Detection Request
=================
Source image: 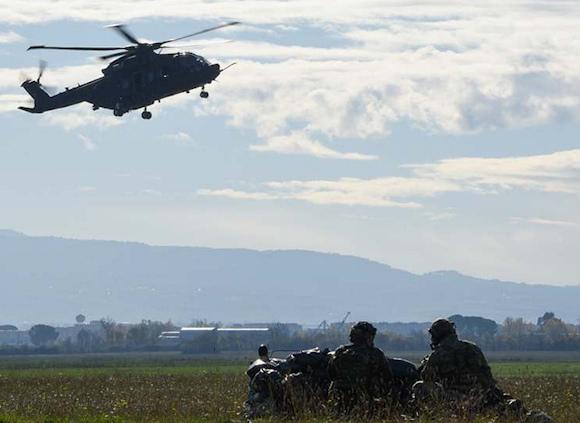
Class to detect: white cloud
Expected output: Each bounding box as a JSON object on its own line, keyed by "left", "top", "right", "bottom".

{"left": 78, "top": 186, "right": 96, "bottom": 193}
{"left": 250, "top": 131, "right": 376, "bottom": 160}
{"left": 425, "top": 211, "right": 456, "bottom": 221}
{"left": 0, "top": 1, "right": 557, "bottom": 26}
{"left": 0, "top": 94, "right": 28, "bottom": 112}
{"left": 510, "top": 217, "right": 578, "bottom": 228}
{"left": 407, "top": 149, "right": 580, "bottom": 194}
{"left": 198, "top": 188, "right": 280, "bottom": 201}
{"left": 199, "top": 176, "right": 459, "bottom": 208}
{"left": 199, "top": 149, "right": 580, "bottom": 207}
{"left": 78, "top": 134, "right": 96, "bottom": 151}
{"left": 0, "top": 64, "right": 103, "bottom": 91}
{"left": 42, "top": 109, "right": 124, "bottom": 131}
{"left": 165, "top": 132, "right": 193, "bottom": 142}
{"left": 141, "top": 189, "right": 162, "bottom": 196}
{"left": 0, "top": 31, "right": 23, "bottom": 43}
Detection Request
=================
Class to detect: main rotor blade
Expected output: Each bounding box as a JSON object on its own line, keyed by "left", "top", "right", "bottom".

{"left": 28, "top": 45, "right": 125, "bottom": 51}
{"left": 157, "top": 21, "right": 240, "bottom": 46}
{"left": 107, "top": 24, "right": 141, "bottom": 45}
{"left": 99, "top": 51, "right": 131, "bottom": 61}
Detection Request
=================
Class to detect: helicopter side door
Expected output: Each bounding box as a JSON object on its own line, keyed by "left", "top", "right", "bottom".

{"left": 129, "top": 69, "right": 158, "bottom": 106}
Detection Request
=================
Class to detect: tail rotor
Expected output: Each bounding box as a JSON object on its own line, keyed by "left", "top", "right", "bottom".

{"left": 36, "top": 60, "right": 47, "bottom": 83}
{"left": 19, "top": 60, "right": 54, "bottom": 113}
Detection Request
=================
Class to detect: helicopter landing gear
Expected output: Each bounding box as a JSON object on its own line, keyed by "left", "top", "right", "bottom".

{"left": 141, "top": 109, "right": 152, "bottom": 120}
{"left": 113, "top": 103, "right": 124, "bottom": 116}
{"left": 200, "top": 89, "right": 209, "bottom": 99}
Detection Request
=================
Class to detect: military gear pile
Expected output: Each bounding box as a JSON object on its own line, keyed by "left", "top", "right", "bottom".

{"left": 244, "top": 347, "right": 334, "bottom": 418}
{"left": 244, "top": 322, "right": 418, "bottom": 419}
{"left": 244, "top": 319, "right": 556, "bottom": 422}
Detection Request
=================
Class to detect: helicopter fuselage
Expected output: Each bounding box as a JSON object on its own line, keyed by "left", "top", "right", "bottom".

{"left": 20, "top": 52, "right": 221, "bottom": 117}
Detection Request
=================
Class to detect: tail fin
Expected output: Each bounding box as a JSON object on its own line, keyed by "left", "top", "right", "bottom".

{"left": 19, "top": 80, "right": 50, "bottom": 113}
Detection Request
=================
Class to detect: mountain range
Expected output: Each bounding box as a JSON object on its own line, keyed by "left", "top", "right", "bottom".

{"left": 0, "top": 229, "right": 578, "bottom": 326}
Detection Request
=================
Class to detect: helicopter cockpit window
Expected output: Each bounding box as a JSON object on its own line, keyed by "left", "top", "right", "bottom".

{"left": 178, "top": 55, "right": 198, "bottom": 70}
{"left": 193, "top": 54, "right": 209, "bottom": 65}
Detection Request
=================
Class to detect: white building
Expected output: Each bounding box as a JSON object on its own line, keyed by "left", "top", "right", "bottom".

{"left": 159, "top": 327, "right": 271, "bottom": 350}
{"left": 0, "top": 330, "right": 31, "bottom": 346}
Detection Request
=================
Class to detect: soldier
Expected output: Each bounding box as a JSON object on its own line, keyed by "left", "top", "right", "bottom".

{"left": 413, "top": 318, "right": 556, "bottom": 423}
{"left": 328, "top": 321, "right": 393, "bottom": 416}
{"left": 413, "top": 318, "right": 500, "bottom": 412}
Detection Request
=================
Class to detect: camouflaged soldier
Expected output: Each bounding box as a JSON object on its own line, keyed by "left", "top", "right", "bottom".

{"left": 328, "top": 321, "right": 393, "bottom": 415}
{"left": 413, "top": 319, "right": 556, "bottom": 423}
{"left": 416, "top": 318, "right": 498, "bottom": 404}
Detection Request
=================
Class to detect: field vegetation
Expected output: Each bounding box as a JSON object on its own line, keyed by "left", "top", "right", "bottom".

{"left": 0, "top": 353, "right": 578, "bottom": 422}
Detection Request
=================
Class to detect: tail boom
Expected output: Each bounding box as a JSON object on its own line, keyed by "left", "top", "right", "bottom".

{"left": 19, "top": 80, "right": 51, "bottom": 113}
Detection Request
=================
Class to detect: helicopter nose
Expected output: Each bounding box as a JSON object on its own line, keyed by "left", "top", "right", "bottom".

{"left": 209, "top": 63, "right": 220, "bottom": 79}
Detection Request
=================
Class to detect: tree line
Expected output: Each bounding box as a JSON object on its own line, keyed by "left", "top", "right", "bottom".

{"left": 0, "top": 312, "right": 579, "bottom": 354}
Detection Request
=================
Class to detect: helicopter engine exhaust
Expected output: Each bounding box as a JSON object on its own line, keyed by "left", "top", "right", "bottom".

{"left": 19, "top": 80, "right": 51, "bottom": 113}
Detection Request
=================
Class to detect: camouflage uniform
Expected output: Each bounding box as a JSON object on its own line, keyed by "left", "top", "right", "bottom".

{"left": 416, "top": 332, "right": 500, "bottom": 410}
{"left": 413, "top": 319, "right": 556, "bottom": 423}
{"left": 328, "top": 322, "right": 393, "bottom": 415}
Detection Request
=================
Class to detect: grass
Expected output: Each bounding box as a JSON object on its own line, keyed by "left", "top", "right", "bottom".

{"left": 491, "top": 362, "right": 580, "bottom": 376}
{"left": 0, "top": 354, "right": 578, "bottom": 422}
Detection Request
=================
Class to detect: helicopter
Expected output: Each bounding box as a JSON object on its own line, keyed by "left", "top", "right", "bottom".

{"left": 19, "top": 22, "right": 239, "bottom": 120}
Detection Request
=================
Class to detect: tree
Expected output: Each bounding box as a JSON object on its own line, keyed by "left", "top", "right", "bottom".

{"left": 76, "top": 314, "right": 86, "bottom": 324}
{"left": 540, "top": 317, "right": 572, "bottom": 348}
{"left": 127, "top": 322, "right": 149, "bottom": 347}
{"left": 181, "top": 330, "right": 218, "bottom": 353}
{"left": 537, "top": 312, "right": 556, "bottom": 326}
{"left": 499, "top": 318, "right": 535, "bottom": 350}
{"left": 29, "top": 324, "right": 58, "bottom": 346}
{"left": 77, "top": 329, "right": 102, "bottom": 352}
{"left": 100, "top": 318, "right": 127, "bottom": 347}
{"left": 449, "top": 314, "right": 498, "bottom": 340}
{"left": 127, "top": 320, "right": 177, "bottom": 348}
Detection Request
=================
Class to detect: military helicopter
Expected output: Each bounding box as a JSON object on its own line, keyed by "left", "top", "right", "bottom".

{"left": 19, "top": 22, "right": 239, "bottom": 119}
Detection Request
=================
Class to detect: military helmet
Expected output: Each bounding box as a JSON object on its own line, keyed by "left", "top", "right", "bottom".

{"left": 429, "top": 318, "right": 456, "bottom": 345}
{"left": 349, "top": 321, "right": 377, "bottom": 344}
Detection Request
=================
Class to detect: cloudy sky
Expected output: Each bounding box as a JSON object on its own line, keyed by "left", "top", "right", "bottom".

{"left": 1, "top": 1, "right": 579, "bottom": 286}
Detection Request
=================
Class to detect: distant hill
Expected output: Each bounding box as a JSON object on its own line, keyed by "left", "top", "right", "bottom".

{"left": 0, "top": 230, "right": 578, "bottom": 325}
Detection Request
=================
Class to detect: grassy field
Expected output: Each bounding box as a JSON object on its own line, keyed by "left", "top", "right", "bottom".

{"left": 0, "top": 353, "right": 578, "bottom": 422}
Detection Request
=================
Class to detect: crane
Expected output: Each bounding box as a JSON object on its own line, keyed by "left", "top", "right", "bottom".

{"left": 339, "top": 312, "right": 351, "bottom": 328}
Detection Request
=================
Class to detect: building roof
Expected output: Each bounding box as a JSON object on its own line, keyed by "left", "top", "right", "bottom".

{"left": 180, "top": 327, "right": 270, "bottom": 332}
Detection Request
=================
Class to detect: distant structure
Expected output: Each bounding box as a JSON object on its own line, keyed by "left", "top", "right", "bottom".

{"left": 158, "top": 327, "right": 270, "bottom": 350}
{"left": 75, "top": 314, "right": 86, "bottom": 324}
{"left": 373, "top": 321, "right": 431, "bottom": 336}
{"left": 0, "top": 328, "right": 31, "bottom": 346}
{"left": 56, "top": 320, "right": 105, "bottom": 344}
{"left": 235, "top": 322, "right": 302, "bottom": 335}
